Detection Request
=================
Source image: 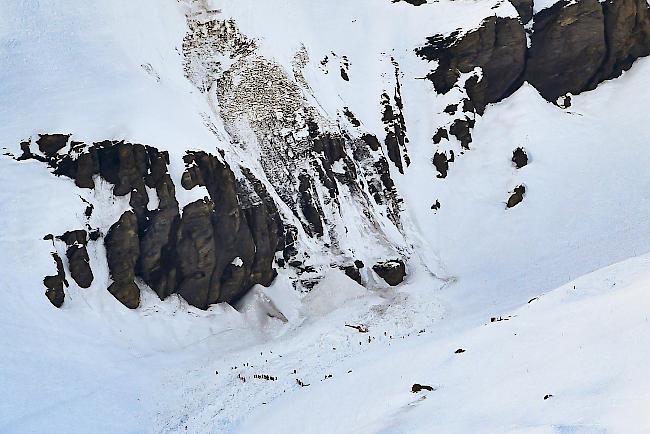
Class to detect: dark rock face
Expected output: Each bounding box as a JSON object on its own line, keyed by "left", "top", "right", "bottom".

{"left": 527, "top": 0, "right": 607, "bottom": 101}
{"left": 24, "top": 136, "right": 284, "bottom": 310}
{"left": 59, "top": 230, "right": 93, "bottom": 289}
{"left": 298, "top": 173, "right": 325, "bottom": 238}
{"left": 593, "top": 0, "right": 650, "bottom": 85}
{"left": 43, "top": 252, "right": 68, "bottom": 308}
{"left": 354, "top": 133, "right": 402, "bottom": 224}
{"left": 507, "top": 185, "right": 526, "bottom": 209}
{"left": 529, "top": 0, "right": 650, "bottom": 100}
{"left": 105, "top": 211, "right": 141, "bottom": 309}
{"left": 419, "top": 0, "right": 650, "bottom": 104}
{"left": 373, "top": 259, "right": 406, "bottom": 286}
{"left": 177, "top": 151, "right": 282, "bottom": 306}
{"left": 416, "top": 17, "right": 527, "bottom": 114}
{"left": 381, "top": 67, "right": 410, "bottom": 174}
{"left": 175, "top": 200, "right": 219, "bottom": 307}
{"left": 137, "top": 150, "right": 180, "bottom": 300}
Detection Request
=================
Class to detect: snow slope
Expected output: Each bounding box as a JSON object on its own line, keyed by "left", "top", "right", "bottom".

{"left": 2, "top": 0, "right": 650, "bottom": 432}
{"left": 230, "top": 253, "right": 650, "bottom": 434}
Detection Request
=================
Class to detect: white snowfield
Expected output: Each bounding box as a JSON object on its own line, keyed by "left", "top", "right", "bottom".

{"left": 1, "top": 0, "right": 650, "bottom": 432}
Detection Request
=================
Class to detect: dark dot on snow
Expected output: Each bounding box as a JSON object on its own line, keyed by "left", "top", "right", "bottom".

{"left": 544, "top": 394, "right": 554, "bottom": 400}
{"left": 512, "top": 147, "right": 528, "bottom": 169}
{"left": 444, "top": 104, "right": 458, "bottom": 115}
{"left": 506, "top": 185, "right": 526, "bottom": 209}
{"left": 412, "top": 383, "right": 435, "bottom": 393}
{"left": 455, "top": 348, "right": 466, "bottom": 354}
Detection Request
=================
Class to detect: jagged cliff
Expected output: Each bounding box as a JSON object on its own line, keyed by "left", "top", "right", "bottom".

{"left": 5, "top": 0, "right": 650, "bottom": 311}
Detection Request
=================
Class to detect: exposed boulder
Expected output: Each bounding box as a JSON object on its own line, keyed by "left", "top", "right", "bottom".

{"left": 43, "top": 252, "right": 68, "bottom": 308}
{"left": 412, "top": 383, "right": 435, "bottom": 393}
{"left": 59, "top": 230, "right": 93, "bottom": 289}
{"left": 433, "top": 128, "right": 448, "bottom": 144}
{"left": 512, "top": 147, "right": 528, "bottom": 169}
{"left": 373, "top": 259, "right": 406, "bottom": 286}
{"left": 341, "top": 260, "right": 365, "bottom": 285}
{"left": 444, "top": 104, "right": 458, "bottom": 115}
{"left": 393, "top": 0, "right": 427, "bottom": 5}
{"left": 507, "top": 185, "right": 526, "bottom": 209}
{"left": 433, "top": 152, "right": 449, "bottom": 178}
{"left": 449, "top": 119, "right": 474, "bottom": 149}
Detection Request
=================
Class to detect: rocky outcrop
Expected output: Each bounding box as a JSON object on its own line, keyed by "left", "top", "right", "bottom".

{"left": 507, "top": 185, "right": 526, "bottom": 209}
{"left": 298, "top": 173, "right": 325, "bottom": 238}
{"left": 529, "top": 0, "right": 650, "bottom": 100}
{"left": 381, "top": 76, "right": 410, "bottom": 174}
{"left": 59, "top": 230, "right": 93, "bottom": 289}
{"left": 37, "top": 134, "right": 69, "bottom": 157}
{"left": 449, "top": 119, "right": 475, "bottom": 149}
{"left": 512, "top": 147, "right": 528, "bottom": 169}
{"left": 419, "top": 0, "right": 650, "bottom": 105}
{"left": 416, "top": 16, "right": 527, "bottom": 114}
{"left": 527, "top": 0, "right": 607, "bottom": 101}
{"left": 373, "top": 259, "right": 406, "bottom": 286}
{"left": 433, "top": 152, "right": 449, "bottom": 179}
{"left": 341, "top": 260, "right": 365, "bottom": 285}
{"left": 43, "top": 252, "right": 68, "bottom": 308}
{"left": 183, "top": 13, "right": 408, "bottom": 279}
{"left": 593, "top": 0, "right": 650, "bottom": 85}
{"left": 22, "top": 136, "right": 284, "bottom": 310}
{"left": 179, "top": 151, "right": 282, "bottom": 306}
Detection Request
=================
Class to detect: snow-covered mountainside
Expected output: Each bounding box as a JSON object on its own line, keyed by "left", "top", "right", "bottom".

{"left": 2, "top": 0, "right": 650, "bottom": 432}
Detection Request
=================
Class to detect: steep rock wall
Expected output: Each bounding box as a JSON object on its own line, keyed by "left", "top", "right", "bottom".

{"left": 19, "top": 135, "right": 284, "bottom": 310}
{"left": 418, "top": 0, "right": 650, "bottom": 104}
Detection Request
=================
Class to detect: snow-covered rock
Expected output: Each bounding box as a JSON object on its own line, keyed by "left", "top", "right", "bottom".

{"left": 2, "top": 0, "right": 650, "bottom": 431}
